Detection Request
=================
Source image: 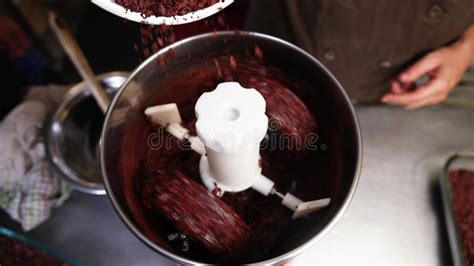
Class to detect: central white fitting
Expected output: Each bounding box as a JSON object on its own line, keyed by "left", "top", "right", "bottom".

{"left": 195, "top": 82, "right": 269, "bottom": 193}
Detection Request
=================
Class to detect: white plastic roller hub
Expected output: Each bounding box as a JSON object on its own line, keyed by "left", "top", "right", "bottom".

{"left": 195, "top": 82, "right": 268, "bottom": 192}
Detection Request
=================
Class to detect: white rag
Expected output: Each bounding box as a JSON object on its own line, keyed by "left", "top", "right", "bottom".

{"left": 0, "top": 85, "right": 70, "bottom": 231}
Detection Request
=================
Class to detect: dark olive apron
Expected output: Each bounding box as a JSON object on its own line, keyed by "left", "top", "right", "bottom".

{"left": 246, "top": 0, "right": 474, "bottom": 103}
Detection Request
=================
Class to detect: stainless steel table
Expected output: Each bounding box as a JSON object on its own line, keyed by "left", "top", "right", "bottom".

{"left": 1, "top": 105, "right": 473, "bottom": 265}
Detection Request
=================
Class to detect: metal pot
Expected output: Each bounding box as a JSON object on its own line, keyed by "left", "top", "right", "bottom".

{"left": 100, "top": 32, "right": 362, "bottom": 264}
{"left": 46, "top": 72, "right": 128, "bottom": 195}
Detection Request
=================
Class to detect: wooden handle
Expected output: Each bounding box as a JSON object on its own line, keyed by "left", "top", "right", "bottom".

{"left": 49, "top": 11, "right": 109, "bottom": 113}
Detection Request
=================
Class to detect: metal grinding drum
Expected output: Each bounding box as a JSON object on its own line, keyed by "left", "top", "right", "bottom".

{"left": 100, "top": 32, "right": 362, "bottom": 264}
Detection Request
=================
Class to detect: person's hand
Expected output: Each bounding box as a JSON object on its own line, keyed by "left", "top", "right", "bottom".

{"left": 382, "top": 24, "right": 474, "bottom": 110}
{"left": 0, "top": 15, "right": 29, "bottom": 59}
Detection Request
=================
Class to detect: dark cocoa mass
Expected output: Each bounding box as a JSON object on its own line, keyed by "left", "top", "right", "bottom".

{"left": 116, "top": 0, "right": 219, "bottom": 18}
{"left": 450, "top": 169, "right": 474, "bottom": 266}
{"left": 0, "top": 235, "right": 70, "bottom": 266}
{"left": 255, "top": 78, "right": 318, "bottom": 158}
{"left": 142, "top": 170, "right": 252, "bottom": 258}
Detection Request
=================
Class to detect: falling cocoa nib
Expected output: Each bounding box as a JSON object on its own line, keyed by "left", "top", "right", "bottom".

{"left": 0, "top": 235, "right": 70, "bottom": 266}
{"left": 136, "top": 24, "right": 175, "bottom": 62}
{"left": 142, "top": 170, "right": 252, "bottom": 258}
{"left": 116, "top": 0, "right": 220, "bottom": 18}
{"left": 254, "top": 45, "right": 263, "bottom": 58}
{"left": 157, "top": 48, "right": 176, "bottom": 68}
{"left": 212, "top": 58, "right": 222, "bottom": 78}
{"left": 229, "top": 55, "right": 237, "bottom": 68}
{"left": 217, "top": 15, "right": 225, "bottom": 26}
{"left": 450, "top": 169, "right": 474, "bottom": 266}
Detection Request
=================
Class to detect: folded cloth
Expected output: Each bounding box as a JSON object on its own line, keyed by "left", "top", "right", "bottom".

{"left": 0, "top": 96, "right": 70, "bottom": 231}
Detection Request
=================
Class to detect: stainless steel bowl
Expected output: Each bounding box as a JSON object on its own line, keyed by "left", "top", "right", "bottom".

{"left": 46, "top": 72, "right": 128, "bottom": 195}
{"left": 100, "top": 32, "right": 362, "bottom": 264}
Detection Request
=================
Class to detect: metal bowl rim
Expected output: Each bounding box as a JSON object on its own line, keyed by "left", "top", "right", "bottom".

{"left": 99, "top": 31, "right": 362, "bottom": 264}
